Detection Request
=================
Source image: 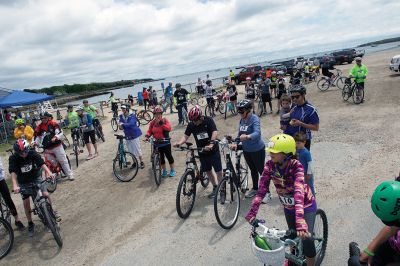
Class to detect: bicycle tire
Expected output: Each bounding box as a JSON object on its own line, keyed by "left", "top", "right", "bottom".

{"left": 95, "top": 127, "right": 105, "bottom": 142}
{"left": 62, "top": 136, "right": 71, "bottom": 148}
{"left": 342, "top": 85, "right": 351, "bottom": 101}
{"left": 41, "top": 201, "right": 63, "bottom": 247}
{"left": 73, "top": 139, "right": 79, "bottom": 168}
{"left": 111, "top": 118, "right": 118, "bottom": 132}
{"left": 238, "top": 159, "right": 249, "bottom": 193}
{"left": 176, "top": 170, "right": 196, "bottom": 219}
{"left": 314, "top": 209, "right": 328, "bottom": 265}
{"left": 224, "top": 103, "right": 228, "bottom": 120}
{"left": 43, "top": 171, "right": 57, "bottom": 193}
{"left": 349, "top": 242, "right": 360, "bottom": 257}
{"left": 113, "top": 151, "right": 139, "bottom": 182}
{"left": 214, "top": 175, "right": 240, "bottom": 229}
{"left": 200, "top": 171, "right": 209, "bottom": 188}
{"left": 0, "top": 197, "right": 11, "bottom": 225}
{"left": 217, "top": 102, "right": 225, "bottom": 114}
{"left": 257, "top": 100, "right": 263, "bottom": 117}
{"left": 352, "top": 87, "right": 364, "bottom": 104}
{"left": 197, "top": 97, "right": 207, "bottom": 107}
{"left": 181, "top": 108, "right": 189, "bottom": 126}
{"left": 142, "top": 110, "right": 154, "bottom": 122}
{"left": 153, "top": 153, "right": 162, "bottom": 186}
{"left": 0, "top": 217, "right": 14, "bottom": 259}
{"left": 317, "top": 78, "right": 330, "bottom": 91}
{"left": 336, "top": 76, "right": 347, "bottom": 90}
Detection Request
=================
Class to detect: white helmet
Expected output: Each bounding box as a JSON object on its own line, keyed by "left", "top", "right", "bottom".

{"left": 76, "top": 106, "right": 84, "bottom": 111}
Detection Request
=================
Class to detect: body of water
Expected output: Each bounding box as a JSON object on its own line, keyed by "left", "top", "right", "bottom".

{"left": 67, "top": 40, "right": 400, "bottom": 106}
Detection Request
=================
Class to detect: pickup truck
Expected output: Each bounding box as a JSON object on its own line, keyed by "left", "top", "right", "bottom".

{"left": 234, "top": 65, "right": 263, "bottom": 84}
{"left": 331, "top": 49, "right": 356, "bottom": 65}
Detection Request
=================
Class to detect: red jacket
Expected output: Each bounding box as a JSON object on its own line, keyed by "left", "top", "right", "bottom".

{"left": 146, "top": 118, "right": 171, "bottom": 139}
{"left": 142, "top": 91, "right": 149, "bottom": 100}
{"left": 34, "top": 120, "right": 63, "bottom": 149}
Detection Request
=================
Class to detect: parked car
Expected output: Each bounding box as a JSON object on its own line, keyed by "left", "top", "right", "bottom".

{"left": 234, "top": 65, "right": 263, "bottom": 84}
{"left": 274, "top": 59, "right": 296, "bottom": 75}
{"left": 317, "top": 55, "right": 336, "bottom": 69}
{"left": 263, "top": 64, "right": 287, "bottom": 75}
{"left": 389, "top": 55, "right": 400, "bottom": 72}
{"left": 331, "top": 49, "right": 356, "bottom": 65}
{"left": 355, "top": 49, "right": 365, "bottom": 58}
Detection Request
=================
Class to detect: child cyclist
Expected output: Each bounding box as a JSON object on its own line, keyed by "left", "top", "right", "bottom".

{"left": 246, "top": 134, "right": 317, "bottom": 266}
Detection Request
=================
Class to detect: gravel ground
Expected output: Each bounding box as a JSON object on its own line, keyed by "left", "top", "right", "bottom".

{"left": 1, "top": 49, "right": 400, "bottom": 266}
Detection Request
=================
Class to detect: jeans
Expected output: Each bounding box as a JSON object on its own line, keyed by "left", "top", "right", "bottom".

{"left": 176, "top": 103, "right": 188, "bottom": 123}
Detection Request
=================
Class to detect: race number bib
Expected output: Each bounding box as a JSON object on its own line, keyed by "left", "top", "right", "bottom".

{"left": 239, "top": 125, "right": 249, "bottom": 132}
{"left": 196, "top": 132, "right": 209, "bottom": 140}
{"left": 279, "top": 195, "right": 295, "bottom": 206}
{"left": 20, "top": 164, "right": 33, "bottom": 173}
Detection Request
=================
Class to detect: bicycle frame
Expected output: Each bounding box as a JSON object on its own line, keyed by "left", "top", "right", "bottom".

{"left": 117, "top": 138, "right": 127, "bottom": 168}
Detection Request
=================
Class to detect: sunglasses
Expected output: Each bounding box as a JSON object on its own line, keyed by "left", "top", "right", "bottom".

{"left": 382, "top": 220, "right": 400, "bottom": 227}
{"left": 291, "top": 95, "right": 301, "bottom": 100}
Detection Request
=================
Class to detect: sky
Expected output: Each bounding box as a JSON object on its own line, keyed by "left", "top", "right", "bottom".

{"left": 0, "top": 0, "right": 399, "bottom": 90}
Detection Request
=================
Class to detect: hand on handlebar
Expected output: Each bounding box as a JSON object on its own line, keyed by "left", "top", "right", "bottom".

{"left": 229, "top": 143, "right": 237, "bottom": 151}
{"left": 203, "top": 144, "right": 213, "bottom": 151}
{"left": 172, "top": 142, "right": 180, "bottom": 148}
{"left": 297, "top": 230, "right": 310, "bottom": 240}
{"left": 47, "top": 173, "right": 56, "bottom": 180}
{"left": 359, "top": 251, "right": 373, "bottom": 264}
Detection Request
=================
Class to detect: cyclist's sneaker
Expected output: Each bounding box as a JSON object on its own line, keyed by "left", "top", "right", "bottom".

{"left": 28, "top": 222, "right": 35, "bottom": 237}
{"left": 86, "top": 154, "right": 94, "bottom": 160}
{"left": 169, "top": 169, "right": 175, "bottom": 177}
{"left": 15, "top": 220, "right": 25, "bottom": 230}
{"left": 162, "top": 169, "right": 168, "bottom": 178}
{"left": 140, "top": 162, "right": 145, "bottom": 169}
{"left": 207, "top": 186, "right": 217, "bottom": 199}
{"left": 245, "top": 189, "right": 258, "bottom": 198}
{"left": 262, "top": 192, "right": 272, "bottom": 204}
{"left": 276, "top": 110, "right": 280, "bottom": 115}
{"left": 68, "top": 175, "right": 75, "bottom": 181}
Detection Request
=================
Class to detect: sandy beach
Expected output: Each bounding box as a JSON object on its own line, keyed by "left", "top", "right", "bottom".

{"left": 1, "top": 48, "right": 400, "bottom": 266}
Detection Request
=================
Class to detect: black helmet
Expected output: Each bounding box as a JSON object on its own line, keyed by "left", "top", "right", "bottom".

{"left": 67, "top": 105, "right": 73, "bottom": 109}
{"left": 175, "top": 83, "right": 181, "bottom": 88}
{"left": 237, "top": 99, "right": 252, "bottom": 112}
{"left": 290, "top": 85, "right": 306, "bottom": 95}
{"left": 206, "top": 80, "right": 212, "bottom": 86}
{"left": 41, "top": 111, "right": 51, "bottom": 118}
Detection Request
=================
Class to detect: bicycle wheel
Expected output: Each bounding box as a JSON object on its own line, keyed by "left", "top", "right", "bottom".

{"left": 44, "top": 172, "right": 57, "bottom": 193}
{"left": 342, "top": 84, "right": 351, "bottom": 101}
{"left": 41, "top": 201, "right": 63, "bottom": 247}
{"left": 204, "top": 105, "right": 212, "bottom": 118}
{"left": 238, "top": 159, "right": 249, "bottom": 193}
{"left": 200, "top": 171, "right": 209, "bottom": 188}
{"left": 182, "top": 109, "right": 189, "bottom": 125}
{"left": 95, "top": 127, "right": 105, "bottom": 142}
{"left": 224, "top": 103, "right": 228, "bottom": 120}
{"left": 0, "top": 197, "right": 11, "bottom": 225}
{"left": 62, "top": 136, "right": 70, "bottom": 148}
{"left": 317, "top": 78, "right": 330, "bottom": 91}
{"left": 218, "top": 102, "right": 225, "bottom": 114}
{"left": 257, "top": 100, "right": 263, "bottom": 117}
{"left": 336, "top": 76, "right": 347, "bottom": 90}
{"left": 153, "top": 153, "right": 162, "bottom": 186}
{"left": 176, "top": 170, "right": 197, "bottom": 219}
{"left": 197, "top": 97, "right": 207, "bottom": 107}
{"left": 353, "top": 86, "right": 364, "bottom": 104}
{"left": 113, "top": 152, "right": 139, "bottom": 182}
{"left": 190, "top": 98, "right": 198, "bottom": 106}
{"left": 214, "top": 174, "right": 240, "bottom": 229}
{"left": 73, "top": 140, "right": 79, "bottom": 168}
{"left": 111, "top": 118, "right": 118, "bottom": 132}
{"left": 0, "top": 218, "right": 13, "bottom": 259}
{"left": 313, "top": 209, "right": 328, "bottom": 265}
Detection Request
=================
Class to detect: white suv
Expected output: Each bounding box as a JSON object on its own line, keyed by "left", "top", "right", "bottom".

{"left": 389, "top": 55, "right": 400, "bottom": 72}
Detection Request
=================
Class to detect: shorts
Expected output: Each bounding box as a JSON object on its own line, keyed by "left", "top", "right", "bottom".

{"left": 126, "top": 138, "right": 143, "bottom": 157}
{"left": 229, "top": 95, "right": 237, "bottom": 102}
{"left": 277, "top": 89, "right": 286, "bottom": 99}
{"left": 270, "top": 84, "right": 277, "bottom": 89}
{"left": 356, "top": 82, "right": 365, "bottom": 89}
{"left": 199, "top": 152, "right": 222, "bottom": 173}
{"left": 20, "top": 177, "right": 45, "bottom": 200}
{"left": 261, "top": 93, "right": 271, "bottom": 102}
{"left": 206, "top": 97, "right": 215, "bottom": 106}
{"left": 83, "top": 130, "right": 96, "bottom": 145}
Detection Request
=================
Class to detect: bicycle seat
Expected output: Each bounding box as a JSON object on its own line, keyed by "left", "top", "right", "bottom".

{"left": 185, "top": 142, "right": 193, "bottom": 147}
{"left": 114, "top": 134, "right": 126, "bottom": 140}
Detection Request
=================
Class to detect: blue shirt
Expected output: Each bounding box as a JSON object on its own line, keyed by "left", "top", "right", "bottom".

{"left": 237, "top": 114, "right": 265, "bottom": 152}
{"left": 119, "top": 113, "right": 142, "bottom": 140}
{"left": 297, "top": 148, "right": 312, "bottom": 174}
{"left": 284, "top": 101, "right": 319, "bottom": 140}
{"left": 165, "top": 86, "right": 173, "bottom": 97}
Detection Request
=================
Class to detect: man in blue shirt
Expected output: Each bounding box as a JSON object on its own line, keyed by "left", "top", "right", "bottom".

{"left": 164, "top": 82, "right": 174, "bottom": 114}
{"left": 284, "top": 85, "right": 319, "bottom": 150}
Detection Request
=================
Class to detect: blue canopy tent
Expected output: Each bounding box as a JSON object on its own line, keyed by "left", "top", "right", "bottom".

{"left": 0, "top": 87, "right": 54, "bottom": 142}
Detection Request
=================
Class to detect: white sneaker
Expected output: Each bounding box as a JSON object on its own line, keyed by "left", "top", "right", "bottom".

{"left": 68, "top": 176, "right": 75, "bottom": 181}
{"left": 262, "top": 193, "right": 272, "bottom": 204}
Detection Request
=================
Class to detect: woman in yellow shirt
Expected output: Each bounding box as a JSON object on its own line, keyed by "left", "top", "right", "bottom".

{"left": 13, "top": 118, "right": 34, "bottom": 143}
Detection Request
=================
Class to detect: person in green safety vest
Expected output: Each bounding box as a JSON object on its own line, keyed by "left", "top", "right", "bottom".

{"left": 66, "top": 105, "right": 80, "bottom": 142}
{"left": 349, "top": 57, "right": 368, "bottom": 103}
{"left": 229, "top": 69, "right": 235, "bottom": 81}
{"left": 83, "top": 100, "right": 103, "bottom": 136}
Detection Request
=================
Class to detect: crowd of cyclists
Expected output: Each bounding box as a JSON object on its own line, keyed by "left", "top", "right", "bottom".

{"left": 1, "top": 55, "right": 398, "bottom": 265}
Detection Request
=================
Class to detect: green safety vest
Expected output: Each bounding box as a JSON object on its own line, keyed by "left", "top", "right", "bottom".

{"left": 68, "top": 111, "right": 80, "bottom": 129}
{"left": 83, "top": 105, "right": 97, "bottom": 119}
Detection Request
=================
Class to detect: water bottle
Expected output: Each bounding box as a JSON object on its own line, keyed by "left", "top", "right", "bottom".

{"left": 254, "top": 234, "right": 271, "bottom": 250}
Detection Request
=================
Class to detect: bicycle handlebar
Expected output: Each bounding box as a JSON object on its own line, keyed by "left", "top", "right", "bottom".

{"left": 174, "top": 144, "right": 205, "bottom": 153}
{"left": 251, "top": 219, "right": 292, "bottom": 239}
{"left": 13, "top": 178, "right": 55, "bottom": 194}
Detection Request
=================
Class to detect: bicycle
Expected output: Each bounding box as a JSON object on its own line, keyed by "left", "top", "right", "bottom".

{"left": 317, "top": 69, "right": 347, "bottom": 91}
{"left": 0, "top": 217, "right": 13, "bottom": 259}
{"left": 94, "top": 121, "right": 105, "bottom": 142}
{"left": 250, "top": 212, "right": 328, "bottom": 266}
{"left": 144, "top": 136, "right": 170, "bottom": 186}
{"left": 257, "top": 96, "right": 268, "bottom": 117}
{"left": 0, "top": 193, "right": 11, "bottom": 225}
{"left": 204, "top": 98, "right": 216, "bottom": 117}
{"left": 70, "top": 128, "right": 84, "bottom": 168}
{"left": 16, "top": 179, "right": 63, "bottom": 247}
{"left": 110, "top": 111, "right": 120, "bottom": 132}
{"left": 224, "top": 98, "right": 237, "bottom": 120}
{"left": 213, "top": 136, "right": 249, "bottom": 229}
{"left": 189, "top": 93, "right": 207, "bottom": 107}
{"left": 342, "top": 77, "right": 364, "bottom": 104}
{"left": 134, "top": 109, "right": 154, "bottom": 126}
{"left": 215, "top": 92, "right": 226, "bottom": 115}
{"left": 175, "top": 143, "right": 209, "bottom": 219}
{"left": 176, "top": 103, "right": 189, "bottom": 125}
{"left": 113, "top": 134, "right": 139, "bottom": 182}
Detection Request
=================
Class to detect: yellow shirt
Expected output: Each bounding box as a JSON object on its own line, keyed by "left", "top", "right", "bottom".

{"left": 14, "top": 126, "right": 34, "bottom": 143}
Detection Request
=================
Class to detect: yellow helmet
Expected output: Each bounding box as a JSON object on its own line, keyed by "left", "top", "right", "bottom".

{"left": 266, "top": 134, "right": 296, "bottom": 155}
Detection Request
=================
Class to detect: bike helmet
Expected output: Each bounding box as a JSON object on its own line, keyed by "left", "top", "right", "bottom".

{"left": 277, "top": 71, "right": 284, "bottom": 75}
{"left": 175, "top": 83, "right": 182, "bottom": 88}
{"left": 271, "top": 71, "right": 277, "bottom": 75}
{"left": 188, "top": 105, "right": 202, "bottom": 121}
{"left": 266, "top": 134, "right": 296, "bottom": 155}
{"left": 83, "top": 99, "right": 89, "bottom": 103}
{"left": 290, "top": 85, "right": 307, "bottom": 95}
{"left": 355, "top": 57, "right": 362, "bottom": 62}
{"left": 206, "top": 80, "right": 212, "bottom": 86}
{"left": 76, "top": 106, "right": 84, "bottom": 111}
{"left": 371, "top": 180, "right": 400, "bottom": 223}
{"left": 120, "top": 104, "right": 129, "bottom": 110}
{"left": 237, "top": 99, "right": 252, "bottom": 112}
{"left": 153, "top": 106, "right": 163, "bottom": 114}
{"left": 13, "top": 138, "right": 30, "bottom": 155}
{"left": 67, "top": 105, "right": 73, "bottom": 109}
{"left": 15, "top": 118, "right": 25, "bottom": 126}
{"left": 40, "top": 111, "right": 51, "bottom": 118}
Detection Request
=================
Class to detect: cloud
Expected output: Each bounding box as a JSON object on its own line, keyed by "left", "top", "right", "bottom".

{"left": 0, "top": 0, "right": 399, "bottom": 89}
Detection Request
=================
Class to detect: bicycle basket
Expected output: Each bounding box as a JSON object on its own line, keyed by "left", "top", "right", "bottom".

{"left": 251, "top": 236, "right": 285, "bottom": 266}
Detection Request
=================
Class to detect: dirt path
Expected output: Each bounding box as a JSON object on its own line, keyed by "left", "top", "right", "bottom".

{"left": 2, "top": 49, "right": 400, "bottom": 266}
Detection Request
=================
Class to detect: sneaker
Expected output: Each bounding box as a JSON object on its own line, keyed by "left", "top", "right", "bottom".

{"left": 262, "top": 192, "right": 272, "bottom": 204}
{"left": 276, "top": 110, "right": 280, "bottom": 115}
{"left": 68, "top": 176, "right": 75, "bottom": 181}
{"left": 207, "top": 186, "right": 217, "bottom": 199}
{"left": 169, "top": 169, "right": 175, "bottom": 177}
{"left": 245, "top": 189, "right": 258, "bottom": 198}
{"left": 86, "top": 154, "right": 94, "bottom": 160}
{"left": 161, "top": 169, "right": 168, "bottom": 178}
{"left": 140, "top": 162, "right": 145, "bottom": 169}
{"left": 15, "top": 220, "right": 25, "bottom": 230}
{"left": 28, "top": 222, "right": 35, "bottom": 237}
{"left": 54, "top": 211, "right": 62, "bottom": 222}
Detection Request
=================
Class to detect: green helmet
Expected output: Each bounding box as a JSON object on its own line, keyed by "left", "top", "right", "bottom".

{"left": 371, "top": 180, "right": 400, "bottom": 222}
{"left": 266, "top": 134, "right": 296, "bottom": 155}
{"left": 15, "top": 118, "right": 25, "bottom": 125}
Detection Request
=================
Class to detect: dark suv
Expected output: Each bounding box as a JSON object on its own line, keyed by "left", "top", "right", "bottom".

{"left": 234, "top": 65, "right": 263, "bottom": 84}
{"left": 332, "top": 49, "right": 356, "bottom": 65}
{"left": 274, "top": 59, "right": 296, "bottom": 75}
